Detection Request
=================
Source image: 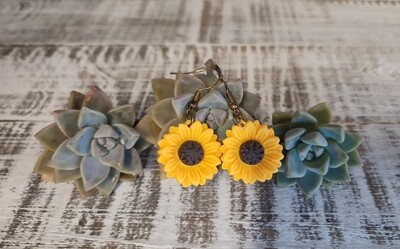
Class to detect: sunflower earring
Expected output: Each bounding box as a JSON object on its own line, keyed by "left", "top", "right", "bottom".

{"left": 216, "top": 65, "right": 285, "bottom": 184}
{"left": 157, "top": 66, "right": 223, "bottom": 187}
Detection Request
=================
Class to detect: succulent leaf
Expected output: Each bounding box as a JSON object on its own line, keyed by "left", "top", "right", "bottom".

{"left": 34, "top": 150, "right": 55, "bottom": 181}
{"left": 99, "top": 144, "right": 125, "bottom": 168}
{"left": 116, "top": 148, "right": 143, "bottom": 174}
{"left": 94, "top": 125, "right": 119, "bottom": 139}
{"left": 272, "top": 112, "right": 294, "bottom": 125}
{"left": 322, "top": 179, "right": 334, "bottom": 189}
{"left": 135, "top": 114, "right": 162, "bottom": 144}
{"left": 239, "top": 91, "right": 261, "bottom": 115}
{"left": 156, "top": 118, "right": 181, "bottom": 144}
{"left": 50, "top": 140, "right": 82, "bottom": 170}
{"left": 301, "top": 131, "right": 328, "bottom": 147}
{"left": 54, "top": 168, "right": 81, "bottom": 183}
{"left": 82, "top": 86, "right": 113, "bottom": 113}
{"left": 324, "top": 141, "right": 349, "bottom": 168}
{"left": 54, "top": 110, "right": 80, "bottom": 137}
{"left": 68, "top": 91, "right": 85, "bottom": 110}
{"left": 285, "top": 149, "right": 307, "bottom": 178}
{"left": 197, "top": 90, "right": 228, "bottom": 110}
{"left": 284, "top": 128, "right": 306, "bottom": 150}
{"left": 272, "top": 123, "right": 290, "bottom": 140}
{"left": 210, "top": 108, "right": 228, "bottom": 126}
{"left": 297, "top": 171, "right": 323, "bottom": 197}
{"left": 148, "top": 98, "right": 177, "bottom": 128}
{"left": 290, "top": 111, "right": 318, "bottom": 131}
{"left": 174, "top": 74, "right": 206, "bottom": 96}
{"left": 78, "top": 107, "right": 107, "bottom": 129}
{"left": 171, "top": 94, "right": 194, "bottom": 120}
{"left": 91, "top": 140, "right": 109, "bottom": 157}
{"left": 80, "top": 156, "right": 111, "bottom": 191}
{"left": 297, "top": 143, "right": 312, "bottom": 161}
{"left": 35, "top": 123, "right": 68, "bottom": 152}
{"left": 238, "top": 107, "right": 254, "bottom": 121}
{"left": 347, "top": 150, "right": 363, "bottom": 167}
{"left": 324, "top": 164, "right": 350, "bottom": 182}
{"left": 216, "top": 79, "right": 244, "bottom": 104}
{"left": 96, "top": 168, "right": 120, "bottom": 196}
{"left": 277, "top": 172, "right": 297, "bottom": 187}
{"left": 216, "top": 119, "right": 235, "bottom": 141}
{"left": 303, "top": 152, "right": 330, "bottom": 175}
{"left": 308, "top": 102, "right": 331, "bottom": 125}
{"left": 107, "top": 104, "right": 135, "bottom": 126}
{"left": 338, "top": 131, "right": 363, "bottom": 153}
{"left": 152, "top": 78, "right": 176, "bottom": 102}
{"left": 75, "top": 178, "right": 97, "bottom": 197}
{"left": 318, "top": 124, "right": 345, "bottom": 143}
{"left": 113, "top": 124, "right": 140, "bottom": 149}
{"left": 67, "top": 127, "right": 96, "bottom": 156}
{"left": 195, "top": 108, "right": 210, "bottom": 122}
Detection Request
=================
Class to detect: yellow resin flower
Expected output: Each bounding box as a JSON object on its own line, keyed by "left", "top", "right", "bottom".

{"left": 220, "top": 120, "right": 284, "bottom": 184}
{"left": 157, "top": 121, "right": 222, "bottom": 187}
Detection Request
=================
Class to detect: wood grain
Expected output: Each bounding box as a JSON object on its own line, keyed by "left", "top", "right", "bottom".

{"left": 0, "top": 0, "right": 400, "bottom": 248}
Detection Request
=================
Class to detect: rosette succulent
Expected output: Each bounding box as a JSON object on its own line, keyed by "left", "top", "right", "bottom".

{"left": 272, "top": 102, "right": 363, "bottom": 197}
{"left": 135, "top": 59, "right": 261, "bottom": 143}
{"left": 34, "top": 86, "right": 149, "bottom": 196}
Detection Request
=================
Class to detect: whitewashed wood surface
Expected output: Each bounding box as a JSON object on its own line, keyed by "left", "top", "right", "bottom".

{"left": 0, "top": 0, "right": 400, "bottom": 248}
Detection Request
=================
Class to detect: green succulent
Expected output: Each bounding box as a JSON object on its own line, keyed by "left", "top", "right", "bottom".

{"left": 34, "top": 86, "right": 150, "bottom": 196}
{"left": 135, "top": 59, "right": 261, "bottom": 143}
{"left": 272, "top": 103, "right": 363, "bottom": 197}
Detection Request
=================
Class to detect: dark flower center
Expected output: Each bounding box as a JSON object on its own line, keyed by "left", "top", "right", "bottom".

{"left": 239, "top": 140, "right": 265, "bottom": 165}
{"left": 178, "top": 141, "right": 204, "bottom": 166}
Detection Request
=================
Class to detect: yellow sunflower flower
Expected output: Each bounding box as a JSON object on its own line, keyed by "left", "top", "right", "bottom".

{"left": 157, "top": 121, "right": 222, "bottom": 187}
{"left": 220, "top": 120, "right": 284, "bottom": 184}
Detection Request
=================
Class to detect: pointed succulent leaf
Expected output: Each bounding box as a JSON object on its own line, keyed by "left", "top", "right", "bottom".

{"left": 171, "top": 94, "right": 194, "bottom": 120}
{"left": 107, "top": 104, "right": 135, "bottom": 126}
{"left": 134, "top": 114, "right": 161, "bottom": 144}
{"left": 322, "top": 179, "right": 334, "bottom": 188}
{"left": 113, "top": 124, "right": 140, "bottom": 149}
{"left": 338, "top": 131, "right": 363, "bottom": 153}
{"left": 217, "top": 119, "right": 235, "bottom": 141}
{"left": 206, "top": 120, "right": 218, "bottom": 130}
{"left": 238, "top": 107, "right": 254, "bottom": 121}
{"left": 156, "top": 118, "right": 181, "bottom": 145}
{"left": 312, "top": 146, "right": 324, "bottom": 158}
{"left": 94, "top": 125, "right": 119, "bottom": 138}
{"left": 152, "top": 78, "right": 176, "bottom": 102}
{"left": 67, "top": 127, "right": 96, "bottom": 156}
{"left": 324, "top": 141, "right": 349, "bottom": 168}
{"left": 82, "top": 85, "right": 113, "bottom": 113}
{"left": 195, "top": 67, "right": 218, "bottom": 87}
{"left": 306, "top": 153, "right": 315, "bottom": 160}
{"left": 303, "top": 152, "right": 330, "bottom": 175}
{"left": 308, "top": 102, "right": 331, "bottom": 125}
{"left": 195, "top": 108, "right": 210, "bottom": 122}
{"left": 318, "top": 124, "right": 345, "bottom": 143}
{"left": 91, "top": 139, "right": 108, "bottom": 157}
{"left": 116, "top": 148, "right": 143, "bottom": 174}
{"left": 99, "top": 144, "right": 125, "bottom": 168}
{"left": 278, "top": 159, "right": 287, "bottom": 172}
{"left": 284, "top": 128, "right": 306, "bottom": 150}
{"left": 54, "top": 168, "right": 81, "bottom": 183}
{"left": 290, "top": 111, "right": 318, "bottom": 131}
{"left": 81, "top": 156, "right": 111, "bottom": 191}
{"left": 49, "top": 140, "right": 82, "bottom": 170}
{"left": 35, "top": 123, "right": 68, "bottom": 152}
{"left": 301, "top": 131, "right": 328, "bottom": 147}
{"left": 68, "top": 91, "right": 85, "bottom": 110}
{"left": 272, "top": 112, "right": 294, "bottom": 125}
{"left": 272, "top": 123, "right": 290, "bottom": 140}
{"left": 216, "top": 79, "right": 244, "bottom": 104}
{"left": 96, "top": 168, "right": 120, "bottom": 196}
{"left": 133, "top": 137, "right": 152, "bottom": 152}
{"left": 78, "top": 107, "right": 107, "bottom": 129}
{"left": 34, "top": 150, "right": 55, "bottom": 181}
{"left": 74, "top": 178, "right": 97, "bottom": 197}
{"left": 148, "top": 98, "right": 177, "bottom": 128}
{"left": 285, "top": 149, "right": 307, "bottom": 178}
{"left": 175, "top": 74, "right": 206, "bottom": 96}
{"left": 297, "top": 171, "right": 323, "bottom": 197}
{"left": 347, "top": 150, "right": 363, "bottom": 167}
{"left": 239, "top": 91, "right": 261, "bottom": 115}
{"left": 198, "top": 90, "right": 228, "bottom": 110}
{"left": 119, "top": 173, "right": 137, "bottom": 181}
{"left": 277, "top": 172, "right": 297, "bottom": 187}
{"left": 324, "top": 164, "right": 350, "bottom": 182}
{"left": 297, "top": 143, "right": 312, "bottom": 161}
{"left": 54, "top": 110, "right": 80, "bottom": 137}
{"left": 210, "top": 109, "right": 228, "bottom": 126}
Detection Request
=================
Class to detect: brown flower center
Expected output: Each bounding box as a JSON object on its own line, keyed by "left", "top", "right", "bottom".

{"left": 239, "top": 140, "right": 265, "bottom": 165}
{"left": 178, "top": 141, "right": 204, "bottom": 166}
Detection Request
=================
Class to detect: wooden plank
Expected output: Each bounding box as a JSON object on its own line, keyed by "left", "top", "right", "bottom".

{"left": 0, "top": 0, "right": 399, "bottom": 46}
{"left": 0, "top": 44, "right": 399, "bottom": 247}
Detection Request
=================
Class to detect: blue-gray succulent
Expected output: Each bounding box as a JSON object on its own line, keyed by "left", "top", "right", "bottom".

{"left": 272, "top": 103, "right": 363, "bottom": 197}
{"left": 34, "top": 86, "right": 149, "bottom": 196}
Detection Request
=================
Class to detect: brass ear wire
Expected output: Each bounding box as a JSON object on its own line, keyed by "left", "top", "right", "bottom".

{"left": 170, "top": 65, "right": 222, "bottom": 125}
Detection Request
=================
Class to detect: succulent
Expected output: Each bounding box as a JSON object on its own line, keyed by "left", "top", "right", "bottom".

{"left": 34, "top": 86, "right": 150, "bottom": 196}
{"left": 135, "top": 59, "right": 261, "bottom": 143}
{"left": 272, "top": 102, "right": 363, "bottom": 197}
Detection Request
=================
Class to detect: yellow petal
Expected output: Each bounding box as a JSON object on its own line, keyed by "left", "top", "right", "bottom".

{"left": 198, "top": 128, "right": 214, "bottom": 144}
{"left": 178, "top": 123, "right": 190, "bottom": 140}
{"left": 190, "top": 121, "right": 202, "bottom": 139}
{"left": 245, "top": 121, "right": 256, "bottom": 138}
{"left": 164, "top": 133, "right": 182, "bottom": 146}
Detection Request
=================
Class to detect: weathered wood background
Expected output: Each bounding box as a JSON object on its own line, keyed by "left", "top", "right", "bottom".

{"left": 0, "top": 0, "right": 400, "bottom": 248}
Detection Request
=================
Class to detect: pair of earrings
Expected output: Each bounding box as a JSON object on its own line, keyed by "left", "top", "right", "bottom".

{"left": 156, "top": 61, "right": 284, "bottom": 187}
